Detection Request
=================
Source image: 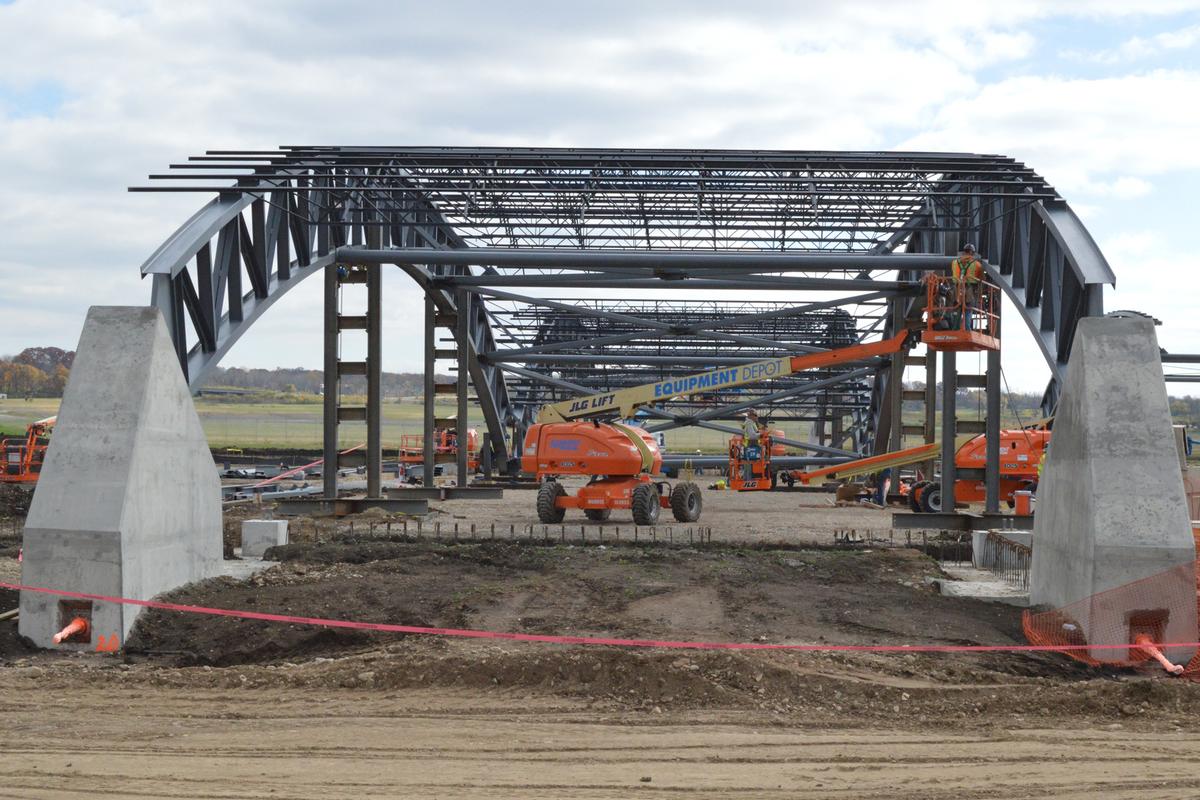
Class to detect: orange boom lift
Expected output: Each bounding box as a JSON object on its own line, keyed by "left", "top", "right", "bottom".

{"left": 787, "top": 430, "right": 1051, "bottom": 511}
{"left": 521, "top": 331, "right": 915, "bottom": 524}
{"left": 1, "top": 416, "right": 55, "bottom": 484}
{"left": 397, "top": 426, "right": 480, "bottom": 475}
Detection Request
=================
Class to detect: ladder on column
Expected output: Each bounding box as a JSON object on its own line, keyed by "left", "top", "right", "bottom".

{"left": 899, "top": 350, "right": 938, "bottom": 478}
{"left": 322, "top": 262, "right": 382, "bottom": 500}
{"left": 422, "top": 291, "right": 472, "bottom": 487}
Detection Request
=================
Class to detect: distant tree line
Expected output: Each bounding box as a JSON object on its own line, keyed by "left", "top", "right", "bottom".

{"left": 2, "top": 347, "right": 1198, "bottom": 425}
{"left": 203, "top": 366, "right": 451, "bottom": 399}
{"left": 0, "top": 347, "right": 74, "bottom": 398}
{"left": 902, "top": 383, "right": 1046, "bottom": 418}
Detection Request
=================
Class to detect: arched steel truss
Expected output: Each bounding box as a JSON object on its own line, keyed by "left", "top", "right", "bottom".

{"left": 135, "top": 147, "right": 1113, "bottom": 467}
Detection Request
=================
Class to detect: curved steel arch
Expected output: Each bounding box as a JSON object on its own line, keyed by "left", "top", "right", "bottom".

{"left": 136, "top": 148, "right": 1113, "bottom": 462}
{"left": 138, "top": 167, "right": 519, "bottom": 465}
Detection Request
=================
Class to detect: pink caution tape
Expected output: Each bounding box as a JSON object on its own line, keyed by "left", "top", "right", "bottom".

{"left": 3, "top": 581, "right": 1198, "bottom": 654}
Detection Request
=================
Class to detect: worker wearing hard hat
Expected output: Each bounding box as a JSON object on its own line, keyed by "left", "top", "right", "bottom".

{"left": 741, "top": 410, "right": 759, "bottom": 481}
{"left": 951, "top": 243, "right": 985, "bottom": 327}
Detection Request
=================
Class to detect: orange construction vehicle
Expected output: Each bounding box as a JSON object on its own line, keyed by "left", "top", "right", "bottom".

{"left": 521, "top": 330, "right": 915, "bottom": 524}
{"left": 788, "top": 269, "right": 1034, "bottom": 510}
{"left": 907, "top": 428, "right": 1051, "bottom": 512}
{"left": 727, "top": 427, "right": 786, "bottom": 491}
{"left": 397, "top": 427, "right": 480, "bottom": 473}
{"left": 1, "top": 416, "right": 55, "bottom": 484}
{"left": 788, "top": 429, "right": 1051, "bottom": 511}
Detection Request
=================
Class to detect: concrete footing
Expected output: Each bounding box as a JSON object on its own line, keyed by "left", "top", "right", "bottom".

{"left": 19, "top": 307, "right": 222, "bottom": 650}
{"left": 241, "top": 520, "right": 288, "bottom": 558}
{"left": 1030, "top": 316, "right": 1196, "bottom": 664}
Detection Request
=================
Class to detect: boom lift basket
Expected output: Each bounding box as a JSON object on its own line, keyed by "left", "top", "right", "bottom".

{"left": 921, "top": 274, "right": 1000, "bottom": 352}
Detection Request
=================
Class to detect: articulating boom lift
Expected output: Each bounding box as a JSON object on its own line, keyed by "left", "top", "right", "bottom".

{"left": 521, "top": 330, "right": 915, "bottom": 524}
{"left": 1, "top": 416, "right": 55, "bottom": 485}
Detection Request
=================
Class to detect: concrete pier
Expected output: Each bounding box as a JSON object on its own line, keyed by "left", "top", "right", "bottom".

{"left": 19, "top": 307, "right": 221, "bottom": 650}
{"left": 1030, "top": 316, "right": 1196, "bottom": 664}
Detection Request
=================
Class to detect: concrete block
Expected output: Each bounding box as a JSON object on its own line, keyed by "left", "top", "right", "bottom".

{"left": 241, "top": 520, "right": 288, "bottom": 558}
{"left": 1030, "top": 316, "right": 1196, "bottom": 664}
{"left": 19, "top": 307, "right": 221, "bottom": 650}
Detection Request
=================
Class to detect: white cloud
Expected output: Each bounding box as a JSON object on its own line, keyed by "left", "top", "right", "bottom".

{"left": 1072, "top": 23, "right": 1200, "bottom": 63}
{"left": 0, "top": 0, "right": 1198, "bottom": 394}
{"left": 1078, "top": 176, "right": 1154, "bottom": 198}
{"left": 899, "top": 71, "right": 1200, "bottom": 193}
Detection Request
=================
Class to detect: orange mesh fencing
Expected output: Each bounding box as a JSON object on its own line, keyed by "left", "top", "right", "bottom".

{"left": 1023, "top": 555, "right": 1200, "bottom": 677}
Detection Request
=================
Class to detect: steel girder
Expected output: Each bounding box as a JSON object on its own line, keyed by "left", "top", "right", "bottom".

{"left": 135, "top": 147, "right": 1110, "bottom": 463}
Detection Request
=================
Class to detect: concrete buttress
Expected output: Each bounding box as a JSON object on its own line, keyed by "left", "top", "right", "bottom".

{"left": 1030, "top": 316, "right": 1196, "bottom": 665}
{"left": 19, "top": 306, "right": 221, "bottom": 650}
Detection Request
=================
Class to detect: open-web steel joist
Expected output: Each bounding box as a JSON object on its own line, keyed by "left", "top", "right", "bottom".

{"left": 134, "top": 147, "right": 1115, "bottom": 471}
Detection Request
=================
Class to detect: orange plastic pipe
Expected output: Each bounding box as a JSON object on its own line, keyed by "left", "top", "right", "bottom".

{"left": 52, "top": 616, "right": 89, "bottom": 644}
{"left": 1134, "top": 634, "right": 1184, "bottom": 675}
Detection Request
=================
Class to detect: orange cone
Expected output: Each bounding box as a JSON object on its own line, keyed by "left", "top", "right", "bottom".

{"left": 52, "top": 616, "right": 89, "bottom": 644}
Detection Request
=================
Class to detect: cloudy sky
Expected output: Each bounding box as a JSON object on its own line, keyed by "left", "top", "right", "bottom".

{"left": 1, "top": 0, "right": 1198, "bottom": 392}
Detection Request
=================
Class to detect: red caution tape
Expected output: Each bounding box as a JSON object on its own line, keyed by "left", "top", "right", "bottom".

{"left": 4, "top": 581, "right": 1199, "bottom": 654}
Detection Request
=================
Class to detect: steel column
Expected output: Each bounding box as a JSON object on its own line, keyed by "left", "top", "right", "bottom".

{"left": 455, "top": 289, "right": 471, "bottom": 485}
{"left": 366, "top": 262, "right": 382, "bottom": 498}
{"left": 984, "top": 347, "right": 1001, "bottom": 513}
{"left": 922, "top": 348, "right": 937, "bottom": 478}
{"left": 887, "top": 299, "right": 904, "bottom": 452}
{"left": 940, "top": 351, "right": 957, "bottom": 512}
{"left": 423, "top": 295, "right": 436, "bottom": 483}
{"left": 322, "top": 263, "right": 339, "bottom": 499}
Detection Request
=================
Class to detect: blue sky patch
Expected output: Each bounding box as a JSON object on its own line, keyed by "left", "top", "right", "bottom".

{"left": 0, "top": 80, "right": 67, "bottom": 119}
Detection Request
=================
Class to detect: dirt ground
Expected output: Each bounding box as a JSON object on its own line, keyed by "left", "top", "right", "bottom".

{"left": 4, "top": 487, "right": 1200, "bottom": 797}
{"left": 5, "top": 687, "right": 1200, "bottom": 800}
{"left": 425, "top": 480, "right": 898, "bottom": 545}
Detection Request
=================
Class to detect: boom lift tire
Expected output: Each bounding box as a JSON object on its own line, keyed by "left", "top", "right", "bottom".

{"left": 584, "top": 508, "right": 612, "bottom": 522}
{"left": 920, "top": 481, "right": 942, "bottom": 513}
{"left": 909, "top": 480, "right": 929, "bottom": 512}
{"left": 631, "top": 483, "right": 661, "bottom": 525}
{"left": 537, "top": 481, "right": 567, "bottom": 523}
{"left": 670, "top": 481, "right": 703, "bottom": 522}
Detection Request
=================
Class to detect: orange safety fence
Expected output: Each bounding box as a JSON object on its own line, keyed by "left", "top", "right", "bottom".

{"left": 1022, "top": 557, "right": 1200, "bottom": 678}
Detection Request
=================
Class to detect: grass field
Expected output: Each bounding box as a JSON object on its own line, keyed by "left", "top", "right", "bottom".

{"left": 1, "top": 396, "right": 1176, "bottom": 456}
{"left": 0, "top": 397, "right": 790, "bottom": 453}
{"left": 0, "top": 397, "right": 472, "bottom": 451}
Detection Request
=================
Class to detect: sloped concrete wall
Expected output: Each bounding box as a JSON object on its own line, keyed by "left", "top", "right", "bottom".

{"left": 19, "top": 307, "right": 221, "bottom": 649}
{"left": 1031, "top": 316, "right": 1196, "bottom": 664}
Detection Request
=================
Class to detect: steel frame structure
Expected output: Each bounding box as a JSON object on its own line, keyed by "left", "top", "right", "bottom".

{"left": 135, "top": 147, "right": 1114, "bottom": 477}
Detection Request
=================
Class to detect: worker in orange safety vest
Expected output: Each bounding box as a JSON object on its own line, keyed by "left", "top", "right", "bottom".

{"left": 950, "top": 243, "right": 985, "bottom": 327}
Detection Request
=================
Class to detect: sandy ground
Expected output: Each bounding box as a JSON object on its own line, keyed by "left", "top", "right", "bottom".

{"left": 2, "top": 485, "right": 1197, "bottom": 798}
{"left": 2, "top": 685, "right": 1200, "bottom": 800}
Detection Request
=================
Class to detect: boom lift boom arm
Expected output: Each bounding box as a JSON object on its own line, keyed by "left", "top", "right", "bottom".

{"left": 536, "top": 329, "right": 914, "bottom": 423}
